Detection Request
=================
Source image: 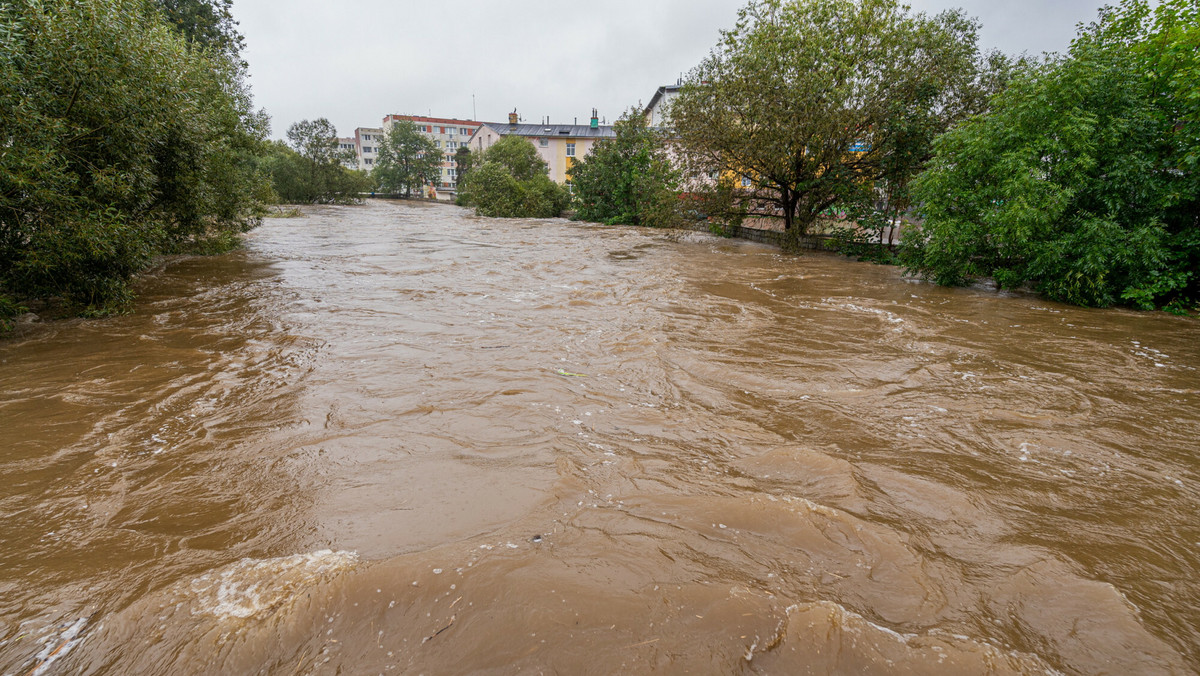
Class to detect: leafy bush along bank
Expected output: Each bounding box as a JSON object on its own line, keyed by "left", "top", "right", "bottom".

{"left": 903, "top": 0, "right": 1199, "bottom": 312}
{"left": 457, "top": 137, "right": 568, "bottom": 219}
{"left": 1, "top": 0, "right": 274, "bottom": 322}
{"left": 570, "top": 108, "right": 684, "bottom": 228}
{"left": 264, "top": 118, "right": 371, "bottom": 205}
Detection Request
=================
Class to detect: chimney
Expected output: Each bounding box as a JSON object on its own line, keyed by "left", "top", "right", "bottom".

{"left": 508, "top": 108, "right": 519, "bottom": 128}
{"left": 590, "top": 108, "right": 599, "bottom": 130}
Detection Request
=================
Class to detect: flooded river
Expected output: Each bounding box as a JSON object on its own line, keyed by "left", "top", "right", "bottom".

{"left": 2, "top": 200, "right": 1199, "bottom": 674}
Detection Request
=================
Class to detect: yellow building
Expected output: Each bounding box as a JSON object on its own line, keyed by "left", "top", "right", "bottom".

{"left": 467, "top": 110, "right": 615, "bottom": 186}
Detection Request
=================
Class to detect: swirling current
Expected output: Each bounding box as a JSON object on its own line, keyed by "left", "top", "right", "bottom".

{"left": 1, "top": 200, "right": 1198, "bottom": 674}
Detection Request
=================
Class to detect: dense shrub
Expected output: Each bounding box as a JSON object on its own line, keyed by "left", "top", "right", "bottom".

{"left": 570, "top": 108, "right": 683, "bottom": 228}
{"left": 0, "top": 0, "right": 270, "bottom": 318}
{"left": 457, "top": 137, "right": 568, "bottom": 218}
{"left": 904, "top": 0, "right": 1199, "bottom": 312}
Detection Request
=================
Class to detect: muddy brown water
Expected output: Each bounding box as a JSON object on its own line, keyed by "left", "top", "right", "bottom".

{"left": 2, "top": 200, "right": 1198, "bottom": 675}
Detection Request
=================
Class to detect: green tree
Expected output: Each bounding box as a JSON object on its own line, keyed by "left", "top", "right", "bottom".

{"left": 264, "top": 136, "right": 368, "bottom": 205}
{"left": 570, "top": 107, "right": 682, "bottom": 227}
{"left": 455, "top": 146, "right": 474, "bottom": 183}
{"left": 152, "top": 0, "right": 245, "bottom": 57}
{"left": 671, "top": 0, "right": 998, "bottom": 236}
{"left": 457, "top": 136, "right": 568, "bottom": 218}
{"left": 903, "top": 0, "right": 1199, "bottom": 312}
{"left": 0, "top": 0, "right": 269, "bottom": 321}
{"left": 263, "top": 118, "right": 365, "bottom": 204}
{"left": 476, "top": 135, "right": 546, "bottom": 181}
{"left": 372, "top": 120, "right": 442, "bottom": 197}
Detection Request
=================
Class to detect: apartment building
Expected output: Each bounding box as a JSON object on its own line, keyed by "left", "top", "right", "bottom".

{"left": 336, "top": 137, "right": 357, "bottom": 169}
{"left": 468, "top": 110, "right": 615, "bottom": 186}
{"left": 353, "top": 127, "right": 384, "bottom": 171}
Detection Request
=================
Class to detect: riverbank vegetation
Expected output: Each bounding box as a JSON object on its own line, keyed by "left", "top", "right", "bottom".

{"left": 902, "top": 0, "right": 1199, "bottom": 312}
{"left": 0, "top": 0, "right": 271, "bottom": 325}
{"left": 264, "top": 119, "right": 370, "bottom": 204}
{"left": 457, "top": 137, "right": 568, "bottom": 218}
{"left": 651, "top": 0, "right": 1197, "bottom": 313}
{"left": 370, "top": 121, "right": 442, "bottom": 198}
{"left": 670, "top": 0, "right": 1014, "bottom": 240}
{"left": 569, "top": 109, "right": 684, "bottom": 228}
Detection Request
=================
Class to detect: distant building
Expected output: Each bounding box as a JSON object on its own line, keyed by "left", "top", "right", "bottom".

{"left": 354, "top": 127, "right": 384, "bottom": 171}
{"left": 468, "top": 109, "right": 615, "bottom": 186}
{"left": 644, "top": 81, "right": 682, "bottom": 128}
{"left": 336, "top": 137, "right": 357, "bottom": 169}
{"left": 382, "top": 115, "right": 482, "bottom": 191}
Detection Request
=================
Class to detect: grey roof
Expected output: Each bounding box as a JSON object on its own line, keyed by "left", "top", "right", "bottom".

{"left": 481, "top": 122, "right": 616, "bottom": 139}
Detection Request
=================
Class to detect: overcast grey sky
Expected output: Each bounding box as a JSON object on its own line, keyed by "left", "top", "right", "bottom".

{"left": 232, "top": 0, "right": 1108, "bottom": 140}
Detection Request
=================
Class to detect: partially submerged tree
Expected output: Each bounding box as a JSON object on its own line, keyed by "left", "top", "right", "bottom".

{"left": 457, "top": 136, "right": 567, "bottom": 218}
{"left": 671, "top": 0, "right": 1002, "bottom": 236}
{"left": 570, "top": 107, "right": 682, "bottom": 227}
{"left": 372, "top": 120, "right": 442, "bottom": 197}
{"left": 903, "top": 0, "right": 1199, "bottom": 312}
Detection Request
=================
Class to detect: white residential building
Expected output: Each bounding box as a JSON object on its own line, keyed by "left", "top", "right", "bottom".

{"left": 337, "top": 137, "right": 357, "bottom": 169}
{"left": 354, "top": 127, "right": 384, "bottom": 171}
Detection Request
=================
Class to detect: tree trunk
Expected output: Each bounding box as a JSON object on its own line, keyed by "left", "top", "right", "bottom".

{"left": 780, "top": 188, "right": 797, "bottom": 232}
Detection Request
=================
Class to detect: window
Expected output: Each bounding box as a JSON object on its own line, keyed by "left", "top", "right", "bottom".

{"left": 365, "top": 158, "right": 373, "bottom": 165}
{"left": 539, "top": 138, "right": 548, "bottom": 147}
{"left": 566, "top": 142, "right": 575, "bottom": 157}
{"left": 363, "top": 146, "right": 373, "bottom": 153}
{"left": 449, "top": 168, "right": 456, "bottom": 177}
{"left": 435, "top": 141, "right": 441, "bottom": 148}
{"left": 460, "top": 127, "right": 469, "bottom": 135}
{"left": 363, "top": 134, "right": 371, "bottom": 140}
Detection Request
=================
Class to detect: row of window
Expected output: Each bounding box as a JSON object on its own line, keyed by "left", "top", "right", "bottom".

{"left": 414, "top": 125, "right": 475, "bottom": 136}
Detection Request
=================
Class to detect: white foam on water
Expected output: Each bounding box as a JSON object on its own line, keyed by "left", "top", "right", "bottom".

{"left": 28, "top": 617, "right": 88, "bottom": 676}
{"left": 188, "top": 549, "right": 358, "bottom": 621}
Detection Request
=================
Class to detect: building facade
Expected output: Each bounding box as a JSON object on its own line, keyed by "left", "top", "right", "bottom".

{"left": 354, "top": 127, "right": 384, "bottom": 171}
{"left": 337, "top": 137, "right": 357, "bottom": 169}
{"left": 467, "top": 110, "right": 615, "bottom": 186}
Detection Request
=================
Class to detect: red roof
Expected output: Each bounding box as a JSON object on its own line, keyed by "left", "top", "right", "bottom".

{"left": 384, "top": 114, "right": 480, "bottom": 126}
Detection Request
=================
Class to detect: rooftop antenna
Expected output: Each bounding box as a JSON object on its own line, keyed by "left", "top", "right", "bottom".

{"left": 472, "top": 93, "right": 476, "bottom": 121}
